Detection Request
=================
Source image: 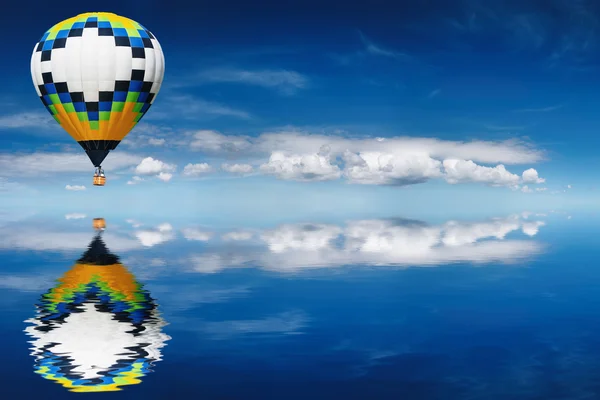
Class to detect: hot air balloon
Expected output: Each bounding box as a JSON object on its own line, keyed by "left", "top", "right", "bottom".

{"left": 30, "top": 12, "right": 165, "bottom": 186}
{"left": 24, "top": 223, "right": 170, "bottom": 392}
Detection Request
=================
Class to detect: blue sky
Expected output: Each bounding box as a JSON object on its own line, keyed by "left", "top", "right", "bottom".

{"left": 0, "top": 0, "right": 596, "bottom": 214}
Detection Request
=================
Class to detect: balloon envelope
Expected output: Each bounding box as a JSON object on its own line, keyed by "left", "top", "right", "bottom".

{"left": 30, "top": 12, "right": 165, "bottom": 167}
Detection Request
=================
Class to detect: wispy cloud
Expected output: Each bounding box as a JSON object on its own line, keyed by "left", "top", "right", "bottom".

{"left": 146, "top": 95, "right": 252, "bottom": 120}
{"left": 446, "top": 1, "right": 599, "bottom": 68}
{"left": 181, "top": 227, "right": 213, "bottom": 241}
{"left": 65, "top": 185, "right": 86, "bottom": 191}
{"left": 358, "top": 31, "right": 410, "bottom": 60}
{"left": 331, "top": 31, "right": 414, "bottom": 66}
{"left": 427, "top": 89, "right": 441, "bottom": 99}
{"left": 221, "top": 230, "right": 254, "bottom": 241}
{"left": 0, "top": 227, "right": 143, "bottom": 253}
{"left": 187, "top": 130, "right": 545, "bottom": 164}
{"left": 221, "top": 163, "right": 254, "bottom": 174}
{"left": 188, "top": 310, "right": 309, "bottom": 339}
{"left": 120, "top": 122, "right": 174, "bottom": 149}
{"left": 0, "top": 112, "right": 58, "bottom": 130}
{"left": 190, "top": 67, "right": 309, "bottom": 95}
{"left": 188, "top": 130, "right": 253, "bottom": 153}
{"left": 484, "top": 124, "right": 527, "bottom": 131}
{"left": 0, "top": 152, "right": 142, "bottom": 177}
{"left": 127, "top": 176, "right": 144, "bottom": 185}
{"left": 0, "top": 177, "right": 33, "bottom": 193}
{"left": 65, "top": 213, "right": 86, "bottom": 219}
{"left": 513, "top": 104, "right": 564, "bottom": 113}
{"left": 0, "top": 274, "right": 55, "bottom": 292}
{"left": 545, "top": 2, "right": 599, "bottom": 68}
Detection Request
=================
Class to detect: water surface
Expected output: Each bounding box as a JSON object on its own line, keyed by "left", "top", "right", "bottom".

{"left": 2, "top": 210, "right": 595, "bottom": 399}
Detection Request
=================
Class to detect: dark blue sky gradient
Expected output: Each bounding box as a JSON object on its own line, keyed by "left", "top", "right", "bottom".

{"left": 1, "top": 0, "right": 598, "bottom": 201}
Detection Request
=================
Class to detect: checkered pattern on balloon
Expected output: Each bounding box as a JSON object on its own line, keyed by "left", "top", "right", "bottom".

{"left": 30, "top": 13, "right": 165, "bottom": 184}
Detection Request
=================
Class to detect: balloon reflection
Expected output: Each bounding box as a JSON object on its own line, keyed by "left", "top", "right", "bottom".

{"left": 23, "top": 221, "right": 170, "bottom": 392}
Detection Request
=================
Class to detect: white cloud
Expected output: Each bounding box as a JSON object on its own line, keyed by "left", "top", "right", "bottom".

{"left": 0, "top": 152, "right": 142, "bottom": 176}
{"left": 157, "top": 172, "right": 173, "bottom": 182}
{"left": 0, "top": 112, "right": 58, "bottom": 129}
{"left": 65, "top": 184, "right": 86, "bottom": 191}
{"left": 182, "top": 163, "right": 213, "bottom": 177}
{"left": 221, "top": 163, "right": 254, "bottom": 174}
{"left": 185, "top": 130, "right": 544, "bottom": 164}
{"left": 189, "top": 130, "right": 252, "bottom": 153}
{"left": 567, "top": 184, "right": 572, "bottom": 189}
{"left": 259, "top": 151, "right": 342, "bottom": 182}
{"left": 134, "top": 157, "right": 176, "bottom": 175}
{"left": 180, "top": 130, "right": 546, "bottom": 188}
{"left": 65, "top": 213, "right": 86, "bottom": 220}
{"left": 522, "top": 168, "right": 546, "bottom": 184}
{"left": 194, "top": 68, "right": 309, "bottom": 95}
{"left": 343, "top": 151, "right": 442, "bottom": 185}
{"left": 148, "top": 138, "right": 166, "bottom": 146}
{"left": 521, "top": 185, "right": 533, "bottom": 193}
{"left": 182, "top": 227, "right": 213, "bottom": 241}
{"left": 536, "top": 187, "right": 547, "bottom": 192}
{"left": 127, "top": 176, "right": 144, "bottom": 185}
{"left": 133, "top": 157, "right": 176, "bottom": 183}
{"left": 135, "top": 223, "right": 175, "bottom": 247}
{"left": 222, "top": 231, "right": 254, "bottom": 241}
{"left": 253, "top": 132, "right": 543, "bottom": 165}
{"left": 443, "top": 159, "right": 521, "bottom": 187}
{"left": 126, "top": 219, "right": 143, "bottom": 228}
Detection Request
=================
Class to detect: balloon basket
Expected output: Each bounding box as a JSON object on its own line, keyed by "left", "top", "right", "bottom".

{"left": 93, "top": 175, "right": 106, "bottom": 186}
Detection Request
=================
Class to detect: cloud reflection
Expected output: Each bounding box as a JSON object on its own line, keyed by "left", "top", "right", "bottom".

{"left": 188, "top": 310, "right": 309, "bottom": 340}
{"left": 135, "top": 223, "right": 175, "bottom": 247}
{"left": 188, "top": 214, "right": 546, "bottom": 273}
{"left": 0, "top": 222, "right": 176, "bottom": 252}
{"left": 0, "top": 213, "right": 546, "bottom": 274}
